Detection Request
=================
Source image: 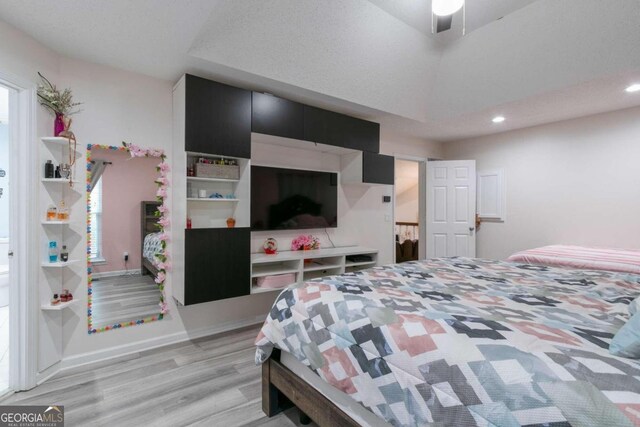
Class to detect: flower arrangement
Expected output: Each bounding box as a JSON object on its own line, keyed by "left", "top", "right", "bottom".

{"left": 87, "top": 142, "right": 170, "bottom": 334}
{"left": 291, "top": 234, "right": 320, "bottom": 251}
{"left": 37, "top": 72, "right": 82, "bottom": 137}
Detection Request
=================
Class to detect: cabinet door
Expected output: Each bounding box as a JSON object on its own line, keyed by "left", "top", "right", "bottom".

{"left": 303, "top": 106, "right": 380, "bottom": 153}
{"left": 251, "top": 92, "right": 304, "bottom": 140}
{"left": 185, "top": 75, "right": 251, "bottom": 158}
{"left": 362, "top": 152, "right": 394, "bottom": 185}
{"left": 184, "top": 228, "right": 250, "bottom": 305}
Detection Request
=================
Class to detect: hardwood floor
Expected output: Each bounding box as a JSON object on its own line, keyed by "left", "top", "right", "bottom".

{"left": 2, "top": 325, "right": 317, "bottom": 427}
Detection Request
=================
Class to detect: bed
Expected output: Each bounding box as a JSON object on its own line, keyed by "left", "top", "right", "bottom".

{"left": 141, "top": 201, "right": 161, "bottom": 277}
{"left": 256, "top": 257, "right": 640, "bottom": 426}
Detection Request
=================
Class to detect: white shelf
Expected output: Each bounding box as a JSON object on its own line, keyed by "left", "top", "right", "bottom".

{"left": 187, "top": 198, "right": 240, "bottom": 202}
{"left": 252, "top": 264, "right": 299, "bottom": 278}
{"left": 42, "top": 220, "right": 71, "bottom": 225}
{"left": 41, "top": 299, "right": 80, "bottom": 311}
{"left": 41, "top": 136, "right": 80, "bottom": 151}
{"left": 303, "top": 263, "right": 343, "bottom": 272}
{"left": 187, "top": 176, "right": 239, "bottom": 183}
{"left": 41, "top": 178, "right": 79, "bottom": 184}
{"left": 41, "top": 260, "right": 79, "bottom": 268}
{"left": 345, "top": 260, "right": 377, "bottom": 267}
{"left": 252, "top": 246, "right": 378, "bottom": 264}
{"left": 251, "top": 285, "right": 291, "bottom": 294}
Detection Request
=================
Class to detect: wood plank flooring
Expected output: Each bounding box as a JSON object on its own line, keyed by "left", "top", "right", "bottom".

{"left": 2, "top": 325, "right": 318, "bottom": 427}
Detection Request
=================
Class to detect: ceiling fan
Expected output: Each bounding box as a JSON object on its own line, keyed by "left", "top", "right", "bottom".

{"left": 432, "top": 0, "right": 465, "bottom": 34}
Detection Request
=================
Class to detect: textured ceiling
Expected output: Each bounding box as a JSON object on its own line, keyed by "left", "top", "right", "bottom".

{"left": 0, "top": 0, "right": 639, "bottom": 142}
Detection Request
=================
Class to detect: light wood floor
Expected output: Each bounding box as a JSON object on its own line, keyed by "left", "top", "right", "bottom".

{"left": 2, "top": 325, "right": 317, "bottom": 427}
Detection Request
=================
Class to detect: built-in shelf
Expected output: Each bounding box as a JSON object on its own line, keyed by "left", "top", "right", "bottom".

{"left": 303, "top": 263, "right": 343, "bottom": 272}
{"left": 251, "top": 285, "right": 291, "bottom": 294}
{"left": 251, "top": 264, "right": 299, "bottom": 278}
{"left": 186, "top": 198, "right": 240, "bottom": 202}
{"left": 41, "top": 260, "right": 79, "bottom": 268}
{"left": 187, "top": 176, "right": 239, "bottom": 183}
{"left": 41, "top": 299, "right": 80, "bottom": 311}
{"left": 345, "top": 260, "right": 377, "bottom": 267}
{"left": 41, "top": 220, "right": 71, "bottom": 225}
{"left": 41, "top": 178, "right": 79, "bottom": 184}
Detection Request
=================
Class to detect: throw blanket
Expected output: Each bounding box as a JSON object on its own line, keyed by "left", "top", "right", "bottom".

{"left": 256, "top": 258, "right": 640, "bottom": 427}
{"left": 143, "top": 232, "right": 162, "bottom": 264}
{"left": 508, "top": 245, "right": 640, "bottom": 275}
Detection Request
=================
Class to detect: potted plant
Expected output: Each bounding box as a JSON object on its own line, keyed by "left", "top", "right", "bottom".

{"left": 37, "top": 72, "right": 82, "bottom": 136}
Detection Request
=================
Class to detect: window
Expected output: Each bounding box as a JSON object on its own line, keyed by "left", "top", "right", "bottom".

{"left": 89, "top": 176, "right": 104, "bottom": 261}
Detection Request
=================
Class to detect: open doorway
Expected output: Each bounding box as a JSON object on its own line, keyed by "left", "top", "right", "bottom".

{"left": 0, "top": 84, "right": 11, "bottom": 392}
{"left": 394, "top": 157, "right": 426, "bottom": 263}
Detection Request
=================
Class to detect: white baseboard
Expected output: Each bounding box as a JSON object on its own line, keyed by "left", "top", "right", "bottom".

{"left": 92, "top": 269, "right": 143, "bottom": 279}
{"left": 58, "top": 314, "right": 266, "bottom": 373}
{"left": 35, "top": 361, "right": 61, "bottom": 386}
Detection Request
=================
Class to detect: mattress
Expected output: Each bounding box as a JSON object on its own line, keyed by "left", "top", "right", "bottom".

{"left": 256, "top": 257, "right": 640, "bottom": 427}
{"left": 508, "top": 245, "right": 640, "bottom": 275}
{"left": 143, "top": 232, "right": 162, "bottom": 264}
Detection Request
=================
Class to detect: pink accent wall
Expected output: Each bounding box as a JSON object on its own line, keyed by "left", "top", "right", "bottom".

{"left": 91, "top": 148, "right": 159, "bottom": 274}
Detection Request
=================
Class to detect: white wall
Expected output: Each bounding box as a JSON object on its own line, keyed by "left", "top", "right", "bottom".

{"left": 443, "top": 106, "right": 640, "bottom": 260}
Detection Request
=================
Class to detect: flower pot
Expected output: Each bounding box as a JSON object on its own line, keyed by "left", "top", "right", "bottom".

{"left": 54, "top": 113, "right": 65, "bottom": 137}
{"left": 226, "top": 217, "right": 236, "bottom": 228}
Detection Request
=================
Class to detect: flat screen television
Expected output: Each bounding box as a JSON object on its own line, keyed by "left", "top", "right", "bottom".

{"left": 251, "top": 165, "right": 338, "bottom": 231}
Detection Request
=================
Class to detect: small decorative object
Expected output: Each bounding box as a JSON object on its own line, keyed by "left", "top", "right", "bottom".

{"left": 226, "top": 217, "right": 236, "bottom": 228}
{"left": 46, "top": 205, "right": 57, "bottom": 221}
{"left": 198, "top": 189, "right": 207, "bottom": 198}
{"left": 44, "top": 160, "right": 54, "bottom": 178}
{"left": 37, "top": 72, "right": 82, "bottom": 136}
{"left": 60, "top": 289, "right": 72, "bottom": 303}
{"left": 209, "top": 192, "right": 224, "bottom": 199}
{"left": 187, "top": 164, "right": 195, "bottom": 177}
{"left": 51, "top": 294, "right": 60, "bottom": 306}
{"left": 263, "top": 238, "right": 278, "bottom": 254}
{"left": 59, "top": 163, "right": 71, "bottom": 179}
{"left": 291, "top": 235, "right": 321, "bottom": 251}
{"left": 186, "top": 217, "right": 192, "bottom": 229}
{"left": 48, "top": 241, "right": 58, "bottom": 263}
{"left": 57, "top": 200, "right": 69, "bottom": 220}
{"left": 60, "top": 245, "right": 69, "bottom": 262}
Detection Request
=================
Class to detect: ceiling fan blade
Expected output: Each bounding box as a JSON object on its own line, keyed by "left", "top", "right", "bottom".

{"left": 436, "top": 15, "right": 453, "bottom": 33}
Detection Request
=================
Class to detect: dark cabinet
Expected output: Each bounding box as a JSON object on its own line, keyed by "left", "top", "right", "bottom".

{"left": 251, "top": 92, "right": 304, "bottom": 140}
{"left": 185, "top": 74, "right": 251, "bottom": 159}
{"left": 184, "top": 228, "right": 250, "bottom": 305}
{"left": 303, "top": 106, "right": 380, "bottom": 153}
{"left": 362, "top": 152, "right": 394, "bottom": 185}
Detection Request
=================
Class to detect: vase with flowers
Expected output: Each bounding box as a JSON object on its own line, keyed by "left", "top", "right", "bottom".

{"left": 37, "top": 72, "right": 82, "bottom": 137}
{"left": 291, "top": 235, "right": 320, "bottom": 252}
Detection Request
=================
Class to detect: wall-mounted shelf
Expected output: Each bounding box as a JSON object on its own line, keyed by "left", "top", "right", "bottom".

{"left": 186, "top": 198, "right": 240, "bottom": 203}
{"left": 41, "top": 136, "right": 80, "bottom": 151}
{"left": 41, "top": 299, "right": 80, "bottom": 311}
{"left": 41, "top": 220, "right": 71, "bottom": 226}
{"left": 41, "top": 178, "right": 79, "bottom": 184}
{"left": 41, "top": 260, "right": 79, "bottom": 268}
{"left": 187, "top": 176, "right": 240, "bottom": 183}
{"left": 250, "top": 246, "right": 378, "bottom": 295}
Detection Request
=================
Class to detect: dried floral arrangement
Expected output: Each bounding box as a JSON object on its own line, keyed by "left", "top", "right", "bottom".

{"left": 37, "top": 72, "right": 82, "bottom": 116}
{"left": 291, "top": 235, "right": 321, "bottom": 251}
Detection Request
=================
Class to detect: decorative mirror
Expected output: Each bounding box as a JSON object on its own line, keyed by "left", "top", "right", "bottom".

{"left": 86, "top": 143, "right": 169, "bottom": 334}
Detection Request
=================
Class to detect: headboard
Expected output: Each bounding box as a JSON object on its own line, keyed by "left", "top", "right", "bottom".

{"left": 141, "top": 201, "right": 161, "bottom": 238}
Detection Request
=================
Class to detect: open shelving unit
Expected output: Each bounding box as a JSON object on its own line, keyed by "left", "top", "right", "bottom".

{"left": 250, "top": 246, "right": 378, "bottom": 294}
{"left": 38, "top": 135, "right": 82, "bottom": 373}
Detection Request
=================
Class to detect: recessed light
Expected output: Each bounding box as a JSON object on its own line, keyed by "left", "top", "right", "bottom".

{"left": 492, "top": 116, "right": 505, "bottom": 123}
{"left": 625, "top": 83, "right": 640, "bottom": 93}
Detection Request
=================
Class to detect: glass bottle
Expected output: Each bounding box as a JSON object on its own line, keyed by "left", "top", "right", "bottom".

{"left": 46, "top": 205, "right": 57, "bottom": 221}
{"left": 60, "top": 245, "right": 69, "bottom": 262}
{"left": 57, "top": 200, "right": 69, "bottom": 221}
{"left": 48, "top": 241, "right": 58, "bottom": 263}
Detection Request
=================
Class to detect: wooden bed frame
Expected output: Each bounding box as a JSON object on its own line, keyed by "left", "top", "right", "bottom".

{"left": 141, "top": 201, "right": 161, "bottom": 277}
{"left": 262, "top": 349, "right": 360, "bottom": 426}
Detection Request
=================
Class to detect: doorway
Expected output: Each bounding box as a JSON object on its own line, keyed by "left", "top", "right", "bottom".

{"left": 0, "top": 84, "right": 11, "bottom": 392}
{"left": 394, "top": 157, "right": 426, "bottom": 263}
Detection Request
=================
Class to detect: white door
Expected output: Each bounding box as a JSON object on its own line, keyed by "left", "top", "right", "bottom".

{"left": 426, "top": 160, "right": 476, "bottom": 258}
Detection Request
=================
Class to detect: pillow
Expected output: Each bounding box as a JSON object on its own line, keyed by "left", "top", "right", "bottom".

{"left": 610, "top": 312, "right": 640, "bottom": 359}
{"left": 630, "top": 297, "right": 640, "bottom": 316}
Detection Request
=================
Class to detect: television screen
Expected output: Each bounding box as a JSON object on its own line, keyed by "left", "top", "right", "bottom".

{"left": 251, "top": 166, "right": 338, "bottom": 231}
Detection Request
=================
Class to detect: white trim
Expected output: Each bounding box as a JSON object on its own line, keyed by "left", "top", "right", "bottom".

{"left": 58, "top": 315, "right": 266, "bottom": 372}
{"left": 0, "top": 70, "right": 38, "bottom": 391}
{"left": 393, "top": 155, "right": 428, "bottom": 261}
{"left": 91, "top": 269, "right": 142, "bottom": 279}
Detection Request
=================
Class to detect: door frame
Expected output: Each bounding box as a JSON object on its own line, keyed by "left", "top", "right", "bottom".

{"left": 393, "top": 155, "right": 427, "bottom": 261}
{"left": 0, "top": 71, "right": 38, "bottom": 391}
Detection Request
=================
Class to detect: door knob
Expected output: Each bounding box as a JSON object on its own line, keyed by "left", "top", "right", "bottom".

{"left": 8, "top": 250, "right": 13, "bottom": 257}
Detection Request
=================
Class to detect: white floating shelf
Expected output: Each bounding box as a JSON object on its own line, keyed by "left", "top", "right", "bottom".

{"left": 41, "top": 299, "right": 80, "bottom": 311}
{"left": 41, "top": 260, "right": 79, "bottom": 268}
{"left": 187, "top": 176, "right": 239, "bottom": 183}
{"left": 186, "top": 198, "right": 240, "bottom": 202}
{"left": 41, "top": 178, "right": 80, "bottom": 184}
{"left": 251, "top": 286, "right": 291, "bottom": 294}
{"left": 41, "top": 220, "right": 71, "bottom": 226}
{"left": 41, "top": 137, "right": 80, "bottom": 150}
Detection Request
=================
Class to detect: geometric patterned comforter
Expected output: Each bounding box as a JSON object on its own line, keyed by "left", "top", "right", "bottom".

{"left": 255, "top": 257, "right": 640, "bottom": 426}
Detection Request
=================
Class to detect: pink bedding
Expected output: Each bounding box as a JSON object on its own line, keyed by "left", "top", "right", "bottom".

{"left": 507, "top": 245, "right": 640, "bottom": 274}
